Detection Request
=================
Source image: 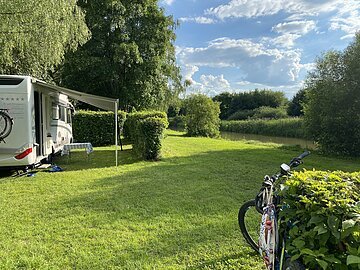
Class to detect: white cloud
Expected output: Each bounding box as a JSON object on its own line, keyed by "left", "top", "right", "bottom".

{"left": 269, "top": 34, "right": 301, "bottom": 48}
{"left": 184, "top": 74, "right": 232, "bottom": 96}
{"left": 262, "top": 21, "right": 316, "bottom": 48}
{"left": 161, "top": 0, "right": 175, "bottom": 6}
{"left": 272, "top": 20, "right": 316, "bottom": 35}
{"left": 179, "top": 16, "right": 216, "bottom": 24}
{"left": 330, "top": 0, "right": 360, "bottom": 38}
{"left": 205, "top": 0, "right": 340, "bottom": 20}
{"left": 177, "top": 37, "right": 303, "bottom": 86}
{"left": 182, "top": 64, "right": 199, "bottom": 83}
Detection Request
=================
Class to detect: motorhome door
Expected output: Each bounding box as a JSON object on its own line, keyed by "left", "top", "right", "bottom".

{"left": 34, "top": 91, "right": 44, "bottom": 156}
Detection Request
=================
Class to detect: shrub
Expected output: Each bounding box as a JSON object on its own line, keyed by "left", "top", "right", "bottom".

{"left": 125, "top": 111, "right": 168, "bottom": 160}
{"left": 227, "top": 109, "right": 255, "bottom": 120}
{"left": 279, "top": 170, "right": 360, "bottom": 270}
{"left": 124, "top": 111, "right": 167, "bottom": 141}
{"left": 184, "top": 94, "right": 220, "bottom": 138}
{"left": 251, "top": 106, "right": 288, "bottom": 120}
{"left": 220, "top": 118, "right": 308, "bottom": 139}
{"left": 73, "top": 110, "right": 126, "bottom": 146}
{"left": 168, "top": 115, "right": 185, "bottom": 130}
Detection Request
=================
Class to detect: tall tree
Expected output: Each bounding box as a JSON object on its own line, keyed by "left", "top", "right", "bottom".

{"left": 0, "top": 0, "right": 89, "bottom": 79}
{"left": 304, "top": 33, "right": 360, "bottom": 156}
{"left": 287, "top": 88, "right": 307, "bottom": 117}
{"left": 58, "top": 0, "right": 182, "bottom": 111}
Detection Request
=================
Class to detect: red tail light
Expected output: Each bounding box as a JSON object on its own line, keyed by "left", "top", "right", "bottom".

{"left": 15, "top": 148, "right": 32, "bottom": 160}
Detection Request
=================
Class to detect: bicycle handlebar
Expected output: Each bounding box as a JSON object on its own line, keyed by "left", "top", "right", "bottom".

{"left": 268, "top": 151, "right": 310, "bottom": 183}
{"left": 297, "top": 151, "right": 310, "bottom": 160}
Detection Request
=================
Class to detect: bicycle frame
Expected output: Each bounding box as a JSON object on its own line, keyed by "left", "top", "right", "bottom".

{"left": 238, "top": 151, "right": 310, "bottom": 270}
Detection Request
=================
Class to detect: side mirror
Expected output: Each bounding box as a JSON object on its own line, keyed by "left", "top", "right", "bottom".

{"left": 280, "top": 163, "right": 291, "bottom": 174}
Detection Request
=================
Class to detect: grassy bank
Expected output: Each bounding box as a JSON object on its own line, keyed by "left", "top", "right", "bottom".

{"left": 0, "top": 130, "right": 358, "bottom": 269}
{"left": 220, "top": 118, "right": 308, "bottom": 139}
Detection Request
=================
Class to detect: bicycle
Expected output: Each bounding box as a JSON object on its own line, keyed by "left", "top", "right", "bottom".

{"left": 0, "top": 109, "right": 13, "bottom": 142}
{"left": 238, "top": 151, "right": 310, "bottom": 270}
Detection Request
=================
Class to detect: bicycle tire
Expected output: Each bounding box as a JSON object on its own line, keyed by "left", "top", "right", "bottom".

{"left": 238, "top": 199, "right": 261, "bottom": 253}
{"left": 283, "top": 258, "right": 306, "bottom": 270}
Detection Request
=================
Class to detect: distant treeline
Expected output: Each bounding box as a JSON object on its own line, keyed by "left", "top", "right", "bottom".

{"left": 212, "top": 89, "right": 287, "bottom": 120}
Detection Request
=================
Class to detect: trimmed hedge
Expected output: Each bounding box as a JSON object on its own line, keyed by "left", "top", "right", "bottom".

{"left": 73, "top": 110, "right": 126, "bottom": 146}
{"left": 125, "top": 111, "right": 168, "bottom": 160}
{"left": 124, "top": 111, "right": 167, "bottom": 141}
{"left": 279, "top": 170, "right": 360, "bottom": 270}
{"left": 220, "top": 118, "right": 308, "bottom": 139}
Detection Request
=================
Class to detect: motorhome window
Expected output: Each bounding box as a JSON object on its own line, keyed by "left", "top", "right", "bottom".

{"left": 52, "top": 105, "right": 59, "bottom": 120}
{"left": 0, "top": 78, "right": 24, "bottom": 85}
{"left": 59, "top": 106, "right": 66, "bottom": 122}
{"left": 67, "top": 108, "right": 72, "bottom": 124}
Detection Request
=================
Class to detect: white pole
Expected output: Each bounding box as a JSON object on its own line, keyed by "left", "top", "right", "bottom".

{"left": 115, "top": 101, "right": 118, "bottom": 167}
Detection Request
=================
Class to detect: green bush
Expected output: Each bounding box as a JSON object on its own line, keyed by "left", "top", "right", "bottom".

{"left": 73, "top": 110, "right": 126, "bottom": 146}
{"left": 279, "top": 170, "right": 360, "bottom": 270}
{"left": 125, "top": 111, "right": 168, "bottom": 160}
{"left": 251, "top": 106, "right": 288, "bottom": 120}
{"left": 220, "top": 118, "right": 308, "bottom": 139}
{"left": 304, "top": 34, "right": 360, "bottom": 156}
{"left": 184, "top": 94, "right": 220, "bottom": 138}
{"left": 124, "top": 111, "right": 167, "bottom": 141}
{"left": 227, "top": 109, "right": 255, "bottom": 120}
{"left": 168, "top": 115, "right": 185, "bottom": 130}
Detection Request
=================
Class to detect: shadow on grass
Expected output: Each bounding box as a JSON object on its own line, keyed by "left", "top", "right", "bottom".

{"left": 0, "top": 170, "right": 13, "bottom": 179}
{"left": 53, "top": 148, "right": 142, "bottom": 172}
{"left": 56, "top": 147, "right": 321, "bottom": 265}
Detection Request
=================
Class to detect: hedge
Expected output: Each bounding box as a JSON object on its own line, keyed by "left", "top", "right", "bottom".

{"left": 220, "top": 118, "right": 308, "bottom": 139}
{"left": 124, "top": 111, "right": 167, "bottom": 141}
{"left": 73, "top": 110, "right": 126, "bottom": 146}
{"left": 125, "top": 111, "right": 168, "bottom": 160}
{"left": 279, "top": 170, "right": 360, "bottom": 270}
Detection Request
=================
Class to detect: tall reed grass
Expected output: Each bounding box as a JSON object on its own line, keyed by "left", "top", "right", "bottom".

{"left": 220, "top": 118, "right": 309, "bottom": 139}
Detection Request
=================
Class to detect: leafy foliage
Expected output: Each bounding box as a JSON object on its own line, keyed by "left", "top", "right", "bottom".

{"left": 251, "top": 106, "right": 288, "bottom": 120}
{"left": 125, "top": 111, "right": 168, "bottom": 160}
{"left": 184, "top": 94, "right": 220, "bottom": 138}
{"left": 220, "top": 118, "right": 308, "bottom": 139}
{"left": 0, "top": 0, "right": 89, "bottom": 79}
{"left": 58, "top": 0, "right": 182, "bottom": 111}
{"left": 73, "top": 110, "right": 126, "bottom": 146}
{"left": 168, "top": 115, "right": 186, "bottom": 130}
{"left": 287, "top": 89, "right": 308, "bottom": 117}
{"left": 227, "top": 109, "right": 255, "bottom": 121}
{"left": 304, "top": 34, "right": 360, "bottom": 156}
{"left": 213, "top": 90, "right": 287, "bottom": 120}
{"left": 279, "top": 170, "right": 360, "bottom": 270}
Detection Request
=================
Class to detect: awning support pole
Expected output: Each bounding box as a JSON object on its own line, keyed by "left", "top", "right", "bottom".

{"left": 115, "top": 101, "right": 118, "bottom": 167}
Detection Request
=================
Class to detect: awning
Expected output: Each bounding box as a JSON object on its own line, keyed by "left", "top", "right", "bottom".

{"left": 32, "top": 78, "right": 120, "bottom": 167}
{"left": 33, "top": 78, "right": 118, "bottom": 112}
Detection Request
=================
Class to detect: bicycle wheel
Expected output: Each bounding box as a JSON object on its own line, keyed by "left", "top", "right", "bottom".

{"left": 238, "top": 199, "right": 262, "bottom": 253}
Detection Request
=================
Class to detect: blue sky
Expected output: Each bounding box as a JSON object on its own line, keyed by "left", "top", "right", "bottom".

{"left": 160, "top": 0, "right": 360, "bottom": 98}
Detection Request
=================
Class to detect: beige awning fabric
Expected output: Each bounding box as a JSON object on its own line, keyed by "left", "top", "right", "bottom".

{"left": 33, "top": 78, "right": 118, "bottom": 112}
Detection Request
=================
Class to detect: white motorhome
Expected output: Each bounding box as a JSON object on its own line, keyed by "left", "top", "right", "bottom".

{"left": 0, "top": 75, "right": 73, "bottom": 170}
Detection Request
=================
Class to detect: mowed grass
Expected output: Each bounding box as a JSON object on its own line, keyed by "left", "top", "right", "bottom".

{"left": 0, "top": 130, "right": 359, "bottom": 269}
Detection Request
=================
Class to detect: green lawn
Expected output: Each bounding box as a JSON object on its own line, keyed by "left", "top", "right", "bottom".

{"left": 0, "top": 130, "right": 359, "bottom": 269}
